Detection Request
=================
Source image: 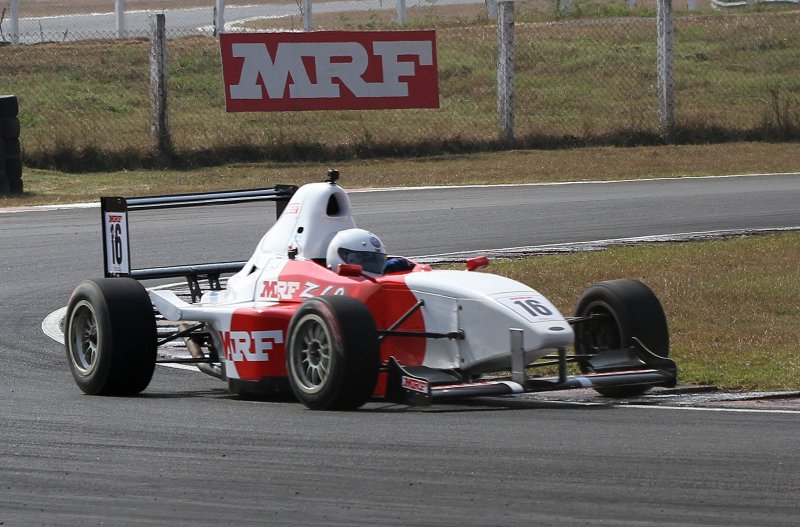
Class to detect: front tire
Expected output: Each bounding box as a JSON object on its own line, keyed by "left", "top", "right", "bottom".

{"left": 574, "top": 279, "right": 669, "bottom": 397}
{"left": 286, "top": 296, "right": 379, "bottom": 410}
{"left": 65, "top": 278, "right": 157, "bottom": 395}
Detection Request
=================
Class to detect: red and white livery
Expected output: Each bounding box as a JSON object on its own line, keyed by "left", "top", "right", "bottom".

{"left": 65, "top": 172, "right": 677, "bottom": 410}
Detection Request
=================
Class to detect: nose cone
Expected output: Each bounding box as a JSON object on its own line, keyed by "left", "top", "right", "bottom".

{"left": 404, "top": 270, "right": 574, "bottom": 373}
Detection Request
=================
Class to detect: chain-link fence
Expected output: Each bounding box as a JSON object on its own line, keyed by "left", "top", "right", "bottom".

{"left": 0, "top": 0, "right": 798, "bottom": 171}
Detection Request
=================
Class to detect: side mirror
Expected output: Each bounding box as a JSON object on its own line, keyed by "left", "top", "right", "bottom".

{"left": 466, "top": 256, "right": 489, "bottom": 271}
{"left": 337, "top": 263, "right": 364, "bottom": 277}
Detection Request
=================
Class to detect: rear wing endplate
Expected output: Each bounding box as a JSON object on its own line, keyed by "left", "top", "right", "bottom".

{"left": 101, "top": 185, "right": 297, "bottom": 280}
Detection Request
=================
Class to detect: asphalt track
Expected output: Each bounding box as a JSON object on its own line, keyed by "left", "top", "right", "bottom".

{"left": 12, "top": 0, "right": 484, "bottom": 43}
{"left": 2, "top": 174, "right": 800, "bottom": 525}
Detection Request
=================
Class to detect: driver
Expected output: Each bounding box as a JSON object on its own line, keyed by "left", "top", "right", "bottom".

{"left": 326, "top": 228, "right": 387, "bottom": 275}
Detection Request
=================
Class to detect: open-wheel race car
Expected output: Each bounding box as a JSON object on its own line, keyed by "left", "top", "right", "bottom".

{"left": 65, "top": 171, "right": 677, "bottom": 410}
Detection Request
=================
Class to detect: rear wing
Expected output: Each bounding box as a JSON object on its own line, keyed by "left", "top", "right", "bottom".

{"left": 101, "top": 185, "right": 298, "bottom": 285}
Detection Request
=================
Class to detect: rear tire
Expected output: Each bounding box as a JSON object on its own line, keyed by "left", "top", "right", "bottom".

{"left": 574, "top": 279, "right": 669, "bottom": 397}
{"left": 65, "top": 278, "right": 157, "bottom": 395}
{"left": 286, "top": 296, "right": 379, "bottom": 410}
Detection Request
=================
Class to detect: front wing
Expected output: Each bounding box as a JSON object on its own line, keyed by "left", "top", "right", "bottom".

{"left": 385, "top": 329, "right": 677, "bottom": 405}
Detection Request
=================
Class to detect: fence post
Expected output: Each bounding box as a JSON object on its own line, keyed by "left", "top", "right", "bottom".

{"left": 656, "top": 0, "right": 675, "bottom": 140}
{"left": 10, "top": 0, "right": 19, "bottom": 45}
{"left": 688, "top": 0, "right": 697, "bottom": 10}
{"left": 304, "top": 0, "right": 313, "bottom": 31}
{"left": 559, "top": 0, "right": 573, "bottom": 15}
{"left": 497, "top": 1, "right": 515, "bottom": 143}
{"left": 215, "top": 0, "right": 226, "bottom": 35}
{"left": 397, "top": 0, "right": 406, "bottom": 26}
{"left": 486, "top": 0, "right": 498, "bottom": 20}
{"left": 150, "top": 14, "right": 172, "bottom": 160}
{"left": 115, "top": 0, "right": 126, "bottom": 39}
{"left": 627, "top": 0, "right": 636, "bottom": 9}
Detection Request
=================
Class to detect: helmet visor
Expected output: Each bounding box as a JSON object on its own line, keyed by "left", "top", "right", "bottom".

{"left": 338, "top": 248, "right": 387, "bottom": 274}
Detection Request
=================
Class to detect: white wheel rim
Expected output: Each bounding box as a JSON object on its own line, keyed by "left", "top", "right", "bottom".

{"left": 69, "top": 300, "right": 99, "bottom": 376}
{"left": 290, "top": 314, "right": 332, "bottom": 394}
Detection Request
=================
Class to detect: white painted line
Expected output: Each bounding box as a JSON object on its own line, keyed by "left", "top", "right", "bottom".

{"left": 348, "top": 172, "right": 800, "bottom": 193}
{"left": 0, "top": 202, "right": 99, "bottom": 214}
{"left": 19, "top": 6, "right": 223, "bottom": 22}
{"left": 623, "top": 404, "right": 800, "bottom": 415}
{"left": 159, "top": 362, "right": 205, "bottom": 372}
{"left": 42, "top": 307, "right": 66, "bottom": 345}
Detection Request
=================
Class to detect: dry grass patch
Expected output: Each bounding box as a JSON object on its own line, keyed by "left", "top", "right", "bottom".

{"left": 2, "top": 142, "right": 798, "bottom": 207}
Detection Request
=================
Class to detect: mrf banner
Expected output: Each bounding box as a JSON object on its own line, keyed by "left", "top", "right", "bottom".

{"left": 219, "top": 30, "right": 439, "bottom": 112}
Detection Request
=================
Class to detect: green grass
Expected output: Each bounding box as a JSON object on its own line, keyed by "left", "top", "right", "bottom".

{"left": 1, "top": 9, "right": 798, "bottom": 172}
{"left": 483, "top": 232, "right": 800, "bottom": 391}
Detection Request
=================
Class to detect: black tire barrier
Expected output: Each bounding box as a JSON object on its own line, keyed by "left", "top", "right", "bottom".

{"left": 6, "top": 159, "right": 23, "bottom": 194}
{"left": 0, "top": 95, "right": 19, "bottom": 119}
{"left": 0, "top": 95, "right": 22, "bottom": 195}
{"left": 0, "top": 135, "right": 5, "bottom": 184}
{"left": 0, "top": 156, "right": 7, "bottom": 195}
{"left": 1, "top": 117, "right": 20, "bottom": 140}
{"left": 0, "top": 156, "right": 7, "bottom": 194}
{"left": 5, "top": 158, "right": 23, "bottom": 193}
{"left": 4, "top": 139, "right": 21, "bottom": 159}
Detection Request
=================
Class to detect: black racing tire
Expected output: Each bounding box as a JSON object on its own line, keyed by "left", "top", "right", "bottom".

{"left": 1, "top": 117, "right": 20, "bottom": 140}
{"left": 3, "top": 138, "right": 20, "bottom": 159}
{"left": 65, "top": 278, "right": 157, "bottom": 395}
{"left": 285, "top": 296, "right": 380, "bottom": 410}
{"left": 574, "top": 279, "right": 669, "bottom": 397}
{"left": 0, "top": 95, "right": 18, "bottom": 118}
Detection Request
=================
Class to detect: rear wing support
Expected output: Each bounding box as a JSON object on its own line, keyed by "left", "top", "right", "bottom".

{"left": 100, "top": 185, "right": 298, "bottom": 286}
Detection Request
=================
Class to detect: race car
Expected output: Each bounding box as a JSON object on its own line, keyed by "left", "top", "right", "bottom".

{"left": 64, "top": 170, "right": 676, "bottom": 410}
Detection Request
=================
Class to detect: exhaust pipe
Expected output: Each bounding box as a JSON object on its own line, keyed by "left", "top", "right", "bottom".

{"left": 179, "top": 323, "right": 224, "bottom": 380}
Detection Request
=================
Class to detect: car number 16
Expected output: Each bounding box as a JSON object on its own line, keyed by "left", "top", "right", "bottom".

{"left": 497, "top": 294, "right": 561, "bottom": 323}
{"left": 103, "top": 211, "right": 130, "bottom": 275}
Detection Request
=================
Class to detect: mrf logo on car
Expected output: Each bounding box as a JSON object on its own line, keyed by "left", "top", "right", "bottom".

{"left": 219, "top": 30, "right": 439, "bottom": 112}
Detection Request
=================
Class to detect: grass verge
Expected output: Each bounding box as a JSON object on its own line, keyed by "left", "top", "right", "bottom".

{"left": 1, "top": 141, "right": 798, "bottom": 207}
{"left": 485, "top": 232, "right": 800, "bottom": 391}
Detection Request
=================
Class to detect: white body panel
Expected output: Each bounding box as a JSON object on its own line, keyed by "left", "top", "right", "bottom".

{"left": 405, "top": 271, "right": 574, "bottom": 372}
{"left": 227, "top": 182, "right": 355, "bottom": 291}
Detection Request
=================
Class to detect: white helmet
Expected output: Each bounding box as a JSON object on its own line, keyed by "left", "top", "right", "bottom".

{"left": 326, "top": 228, "right": 387, "bottom": 275}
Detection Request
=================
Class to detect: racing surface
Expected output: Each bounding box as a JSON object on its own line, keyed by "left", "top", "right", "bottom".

{"left": 13, "top": 0, "right": 484, "bottom": 43}
{"left": 2, "top": 174, "right": 800, "bottom": 525}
